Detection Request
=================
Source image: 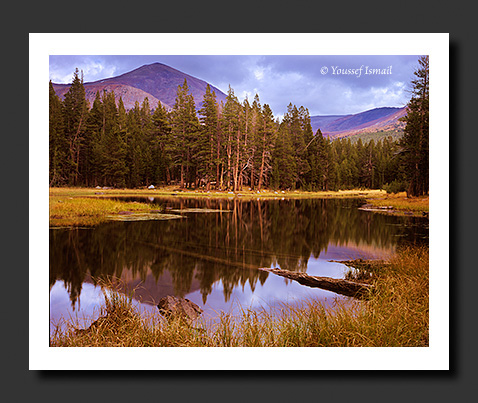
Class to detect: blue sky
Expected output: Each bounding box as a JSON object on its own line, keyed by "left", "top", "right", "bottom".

{"left": 49, "top": 55, "right": 420, "bottom": 117}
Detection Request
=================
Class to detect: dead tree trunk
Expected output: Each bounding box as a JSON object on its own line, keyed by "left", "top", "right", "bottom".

{"left": 259, "top": 267, "right": 373, "bottom": 299}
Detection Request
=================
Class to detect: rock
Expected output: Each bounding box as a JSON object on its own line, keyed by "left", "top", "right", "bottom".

{"left": 157, "top": 296, "right": 202, "bottom": 322}
{"left": 148, "top": 185, "right": 155, "bottom": 189}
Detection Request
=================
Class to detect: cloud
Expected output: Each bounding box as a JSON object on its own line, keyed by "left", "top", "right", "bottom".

{"left": 49, "top": 56, "right": 119, "bottom": 83}
{"left": 81, "top": 60, "right": 118, "bottom": 82}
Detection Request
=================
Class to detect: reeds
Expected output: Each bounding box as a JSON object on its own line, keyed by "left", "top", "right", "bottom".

{"left": 50, "top": 246, "right": 428, "bottom": 347}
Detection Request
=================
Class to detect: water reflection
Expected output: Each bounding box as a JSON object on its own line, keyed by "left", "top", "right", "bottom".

{"left": 50, "top": 197, "right": 428, "bottom": 322}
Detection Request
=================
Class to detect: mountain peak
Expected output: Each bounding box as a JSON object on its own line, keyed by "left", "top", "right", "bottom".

{"left": 52, "top": 62, "right": 227, "bottom": 111}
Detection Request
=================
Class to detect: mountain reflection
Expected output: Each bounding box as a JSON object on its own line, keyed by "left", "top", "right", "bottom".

{"left": 49, "top": 197, "right": 428, "bottom": 307}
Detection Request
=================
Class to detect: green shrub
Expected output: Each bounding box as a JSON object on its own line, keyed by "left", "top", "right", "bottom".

{"left": 383, "top": 180, "right": 407, "bottom": 194}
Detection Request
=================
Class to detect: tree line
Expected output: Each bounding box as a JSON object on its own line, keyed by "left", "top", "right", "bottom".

{"left": 49, "top": 57, "right": 428, "bottom": 195}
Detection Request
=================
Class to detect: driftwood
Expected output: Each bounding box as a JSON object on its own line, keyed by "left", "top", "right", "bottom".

{"left": 259, "top": 267, "right": 373, "bottom": 299}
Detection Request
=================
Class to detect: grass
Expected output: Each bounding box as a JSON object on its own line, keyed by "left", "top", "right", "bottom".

{"left": 50, "top": 245, "right": 428, "bottom": 347}
{"left": 49, "top": 186, "right": 385, "bottom": 199}
{"left": 49, "top": 195, "right": 164, "bottom": 227}
{"left": 365, "top": 191, "right": 429, "bottom": 216}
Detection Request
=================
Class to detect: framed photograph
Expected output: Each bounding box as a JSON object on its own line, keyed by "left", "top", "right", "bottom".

{"left": 31, "top": 33, "right": 449, "bottom": 370}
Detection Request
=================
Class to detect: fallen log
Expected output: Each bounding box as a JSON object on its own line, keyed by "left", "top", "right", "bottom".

{"left": 259, "top": 267, "right": 373, "bottom": 299}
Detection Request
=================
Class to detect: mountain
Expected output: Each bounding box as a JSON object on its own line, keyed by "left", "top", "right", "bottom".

{"left": 310, "top": 107, "right": 407, "bottom": 138}
{"left": 310, "top": 114, "right": 350, "bottom": 132}
{"left": 52, "top": 62, "right": 228, "bottom": 111}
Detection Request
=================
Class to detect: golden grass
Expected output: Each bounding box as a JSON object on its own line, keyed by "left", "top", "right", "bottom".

{"left": 366, "top": 191, "right": 429, "bottom": 214}
{"left": 49, "top": 186, "right": 385, "bottom": 199}
{"left": 49, "top": 196, "right": 161, "bottom": 227}
{"left": 50, "top": 246, "right": 428, "bottom": 347}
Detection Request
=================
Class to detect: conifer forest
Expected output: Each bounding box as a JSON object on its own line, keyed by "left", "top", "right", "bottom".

{"left": 49, "top": 56, "right": 429, "bottom": 196}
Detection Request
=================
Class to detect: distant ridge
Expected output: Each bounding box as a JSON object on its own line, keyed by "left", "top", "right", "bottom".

{"left": 52, "top": 62, "right": 228, "bottom": 111}
{"left": 310, "top": 107, "right": 407, "bottom": 138}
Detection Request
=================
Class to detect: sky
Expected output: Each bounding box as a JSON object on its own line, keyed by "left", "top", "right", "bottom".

{"left": 49, "top": 55, "right": 420, "bottom": 117}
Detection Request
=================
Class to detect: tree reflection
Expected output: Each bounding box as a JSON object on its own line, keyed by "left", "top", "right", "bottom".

{"left": 50, "top": 197, "right": 428, "bottom": 307}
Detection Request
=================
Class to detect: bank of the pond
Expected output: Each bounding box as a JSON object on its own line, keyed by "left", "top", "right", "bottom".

{"left": 50, "top": 246, "right": 428, "bottom": 347}
{"left": 363, "top": 191, "right": 429, "bottom": 217}
{"left": 50, "top": 186, "right": 387, "bottom": 199}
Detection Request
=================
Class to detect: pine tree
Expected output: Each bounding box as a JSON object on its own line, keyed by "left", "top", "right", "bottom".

{"left": 257, "top": 103, "right": 276, "bottom": 190}
{"left": 333, "top": 138, "right": 359, "bottom": 189}
{"left": 102, "top": 92, "right": 127, "bottom": 187}
{"left": 85, "top": 90, "right": 103, "bottom": 186}
{"left": 139, "top": 97, "right": 155, "bottom": 185}
{"left": 241, "top": 96, "right": 253, "bottom": 190}
{"left": 315, "top": 129, "right": 332, "bottom": 190}
{"left": 49, "top": 81, "right": 66, "bottom": 186}
{"left": 357, "top": 139, "right": 375, "bottom": 189}
{"left": 198, "top": 84, "right": 219, "bottom": 189}
{"left": 297, "top": 106, "right": 313, "bottom": 188}
{"left": 114, "top": 97, "right": 129, "bottom": 187}
{"left": 126, "top": 101, "right": 143, "bottom": 187}
{"left": 169, "top": 79, "right": 201, "bottom": 188}
{"left": 382, "top": 136, "right": 403, "bottom": 188}
{"left": 151, "top": 101, "right": 172, "bottom": 185}
{"left": 400, "top": 55, "right": 429, "bottom": 197}
{"left": 245, "top": 94, "right": 262, "bottom": 190}
{"left": 62, "top": 68, "right": 88, "bottom": 185}
{"left": 272, "top": 117, "right": 296, "bottom": 189}
{"left": 221, "top": 86, "right": 241, "bottom": 190}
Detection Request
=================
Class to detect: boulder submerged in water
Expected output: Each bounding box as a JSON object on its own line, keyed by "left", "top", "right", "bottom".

{"left": 157, "top": 295, "right": 202, "bottom": 322}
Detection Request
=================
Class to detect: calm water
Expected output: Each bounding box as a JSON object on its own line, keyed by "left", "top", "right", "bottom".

{"left": 50, "top": 197, "right": 428, "bottom": 331}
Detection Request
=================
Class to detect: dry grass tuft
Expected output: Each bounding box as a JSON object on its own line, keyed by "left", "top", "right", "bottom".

{"left": 49, "top": 196, "right": 162, "bottom": 227}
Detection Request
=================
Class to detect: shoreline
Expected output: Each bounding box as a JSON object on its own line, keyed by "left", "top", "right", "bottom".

{"left": 50, "top": 186, "right": 385, "bottom": 199}
{"left": 49, "top": 187, "right": 428, "bottom": 227}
